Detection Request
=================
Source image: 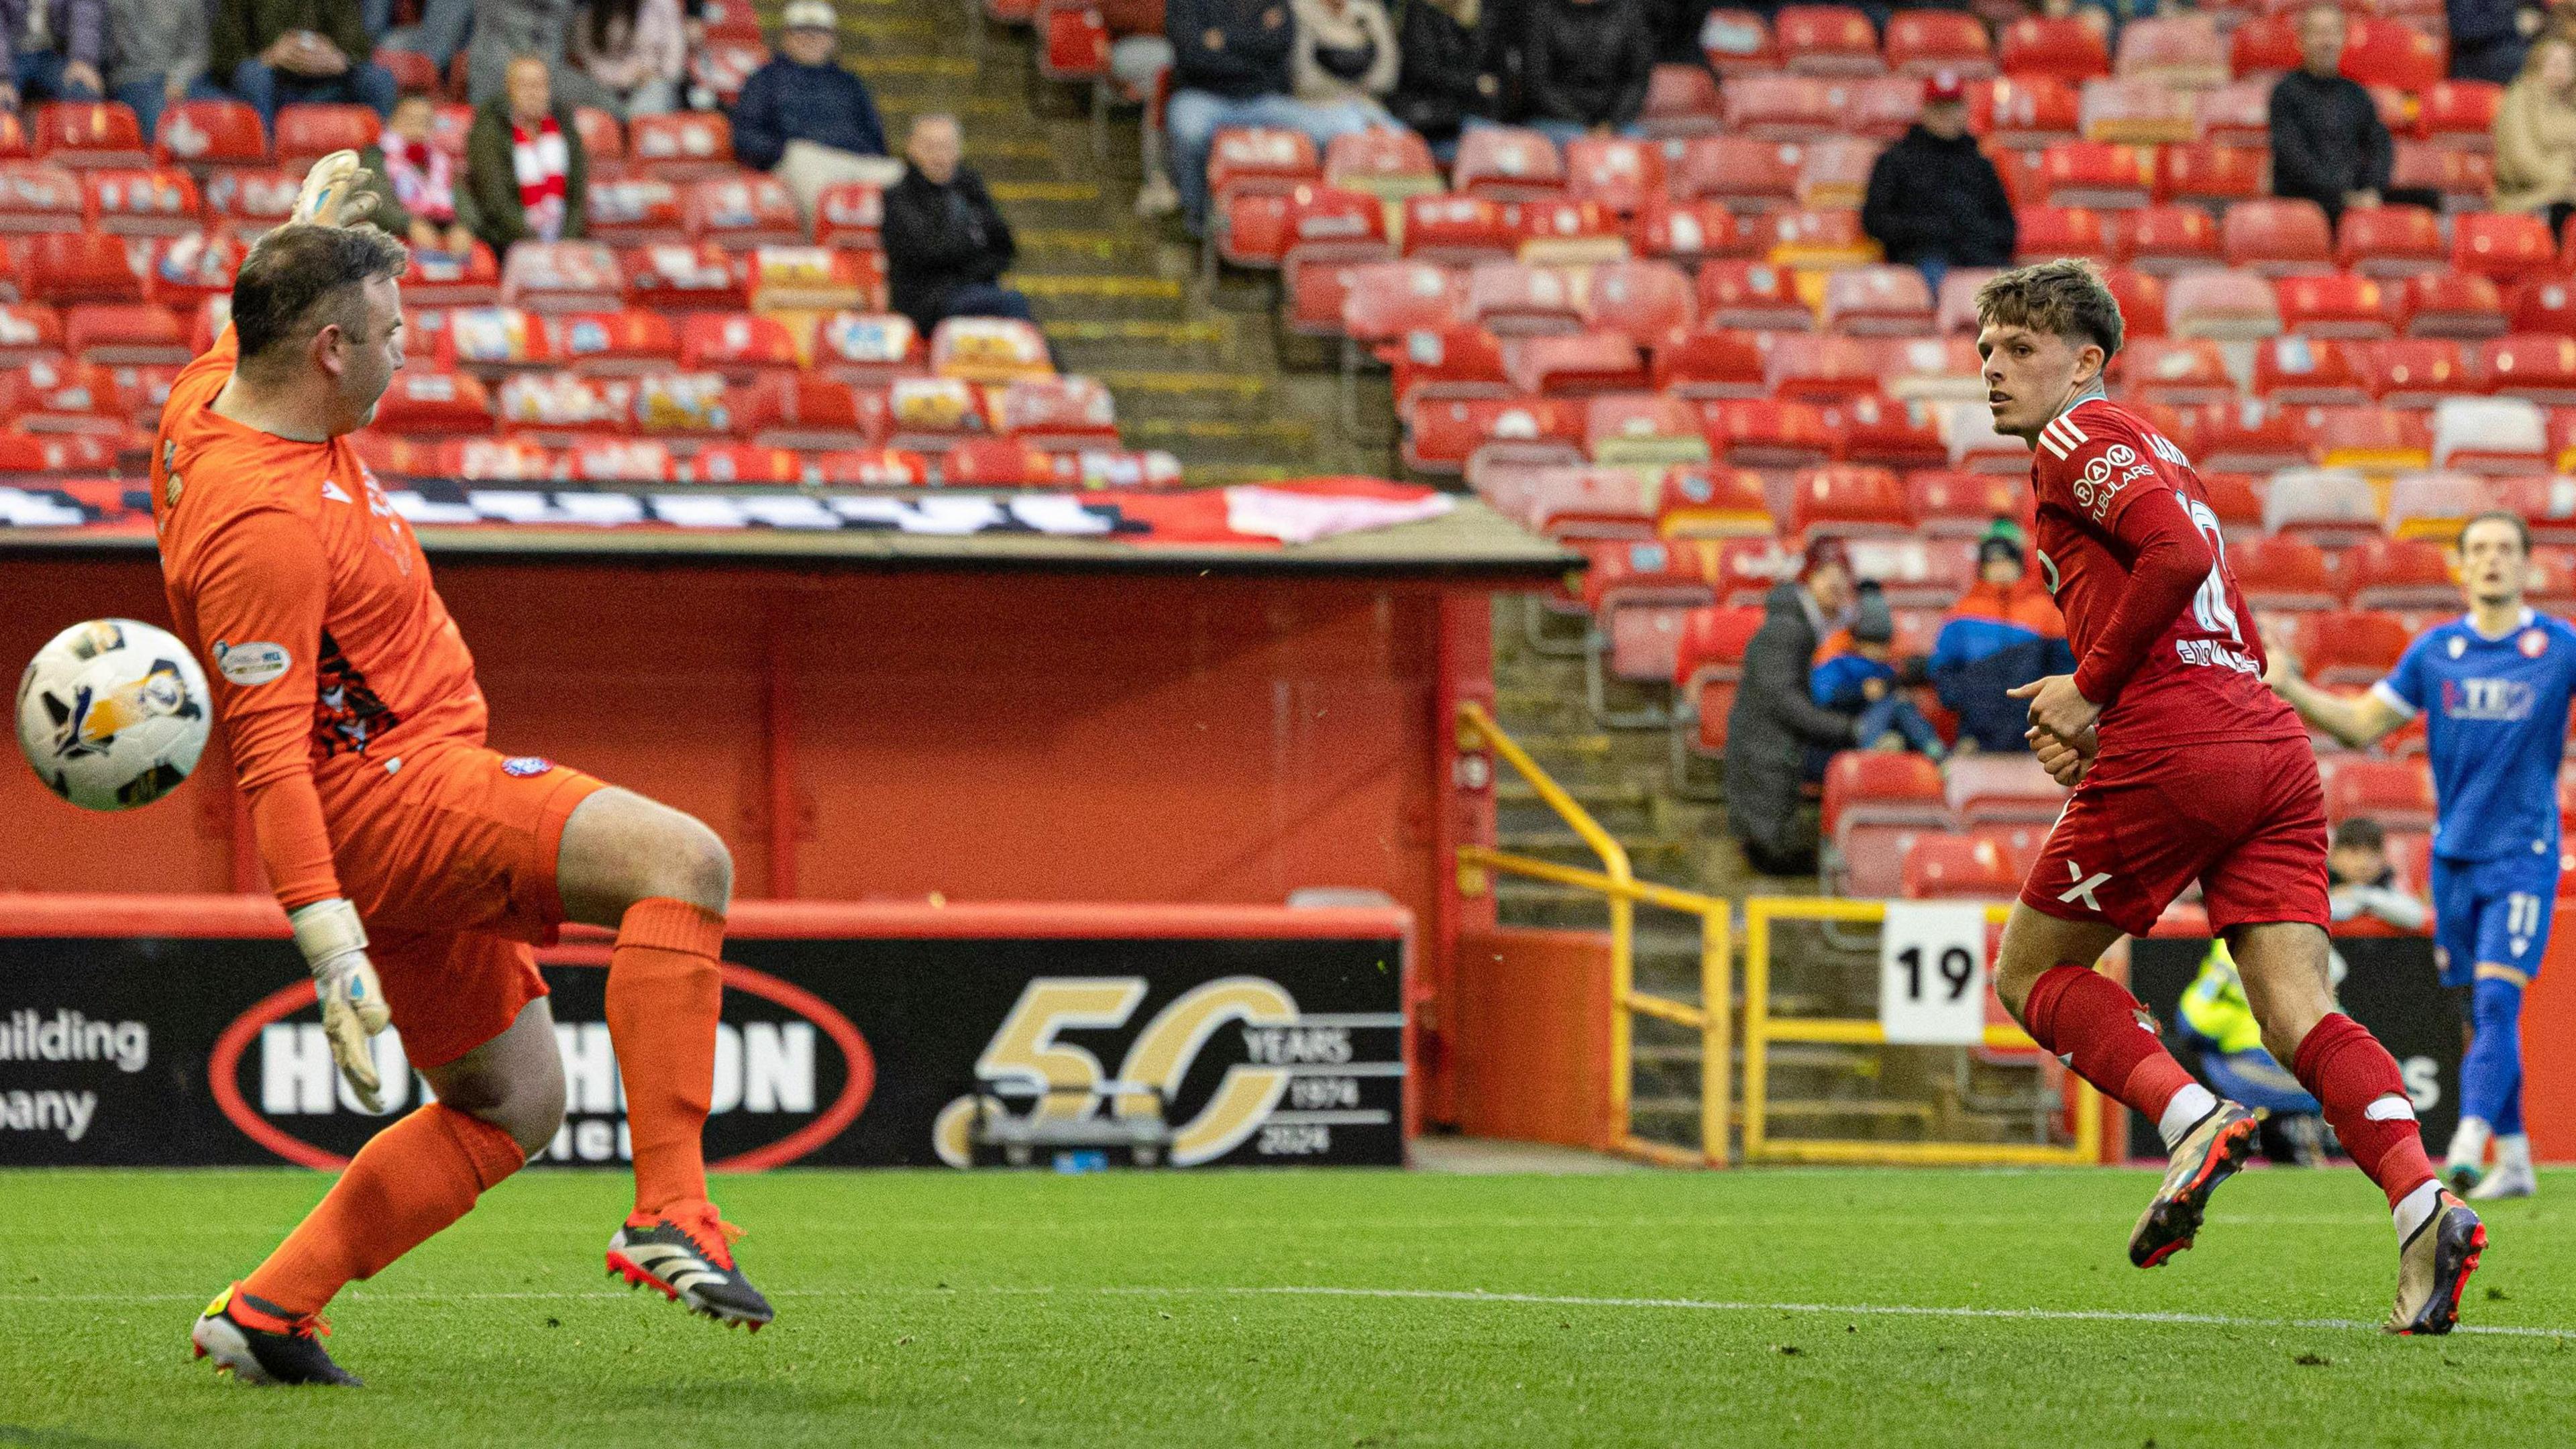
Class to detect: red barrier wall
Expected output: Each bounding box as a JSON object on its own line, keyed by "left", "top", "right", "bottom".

{"left": 1450, "top": 926, "right": 1611, "bottom": 1150}
{"left": 2526, "top": 934, "right": 2576, "bottom": 1160}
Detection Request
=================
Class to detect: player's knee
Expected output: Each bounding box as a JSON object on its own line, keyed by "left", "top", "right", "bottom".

{"left": 487, "top": 1071, "right": 567, "bottom": 1159}
{"left": 640, "top": 812, "right": 733, "bottom": 913}
{"left": 2471, "top": 975, "right": 2524, "bottom": 1034}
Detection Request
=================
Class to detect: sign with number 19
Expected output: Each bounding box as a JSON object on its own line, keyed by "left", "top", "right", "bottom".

{"left": 1878, "top": 902, "right": 1990, "bottom": 1045}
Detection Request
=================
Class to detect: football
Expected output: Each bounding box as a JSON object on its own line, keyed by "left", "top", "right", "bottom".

{"left": 14, "top": 619, "right": 211, "bottom": 811}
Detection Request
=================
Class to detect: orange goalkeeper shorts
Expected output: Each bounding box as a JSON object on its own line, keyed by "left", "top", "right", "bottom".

{"left": 315, "top": 741, "right": 608, "bottom": 1069}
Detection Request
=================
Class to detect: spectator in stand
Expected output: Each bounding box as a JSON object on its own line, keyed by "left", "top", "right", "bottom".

{"left": 214, "top": 0, "right": 396, "bottom": 123}
{"left": 2269, "top": 3, "right": 2394, "bottom": 231}
{"left": 1290, "top": 0, "right": 1396, "bottom": 118}
{"left": 1520, "top": 0, "right": 1654, "bottom": 145}
{"left": 463, "top": 52, "right": 588, "bottom": 252}
{"left": 1929, "top": 524, "right": 2072, "bottom": 753}
{"left": 2328, "top": 816, "right": 2431, "bottom": 931}
{"left": 1389, "top": 0, "right": 1499, "bottom": 164}
{"left": 734, "top": 0, "right": 901, "bottom": 223}
{"left": 1812, "top": 585, "right": 1946, "bottom": 762}
{"left": 458, "top": 0, "right": 614, "bottom": 110}
{"left": 2451, "top": 0, "right": 2540, "bottom": 85}
{"left": 0, "top": 0, "right": 107, "bottom": 111}
{"left": 882, "top": 113, "right": 1032, "bottom": 331}
{"left": 1723, "top": 537, "right": 1864, "bottom": 877}
{"left": 362, "top": 91, "right": 476, "bottom": 253}
{"left": 1860, "top": 71, "right": 2015, "bottom": 293}
{"left": 1645, "top": 0, "right": 1715, "bottom": 64}
{"left": 1163, "top": 0, "right": 1383, "bottom": 235}
{"left": 2496, "top": 35, "right": 2576, "bottom": 235}
{"left": 108, "top": 0, "right": 223, "bottom": 136}
{"left": 2176, "top": 938, "right": 2332, "bottom": 1167}
{"left": 568, "top": 0, "right": 684, "bottom": 118}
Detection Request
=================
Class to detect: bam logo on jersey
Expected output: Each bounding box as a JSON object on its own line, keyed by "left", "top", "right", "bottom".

{"left": 2071, "top": 443, "right": 2155, "bottom": 523}
{"left": 930, "top": 975, "right": 1401, "bottom": 1168}
{"left": 2444, "top": 677, "right": 2536, "bottom": 722}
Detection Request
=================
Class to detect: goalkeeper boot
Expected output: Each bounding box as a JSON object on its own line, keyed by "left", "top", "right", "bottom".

{"left": 2386, "top": 1191, "right": 2485, "bottom": 1336}
{"left": 191, "top": 1283, "right": 361, "bottom": 1386}
{"left": 2129, "top": 1099, "right": 2260, "bottom": 1268}
{"left": 606, "top": 1200, "right": 774, "bottom": 1330}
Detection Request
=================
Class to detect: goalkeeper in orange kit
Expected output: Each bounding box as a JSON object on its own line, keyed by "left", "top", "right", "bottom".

{"left": 159, "top": 156, "right": 771, "bottom": 1387}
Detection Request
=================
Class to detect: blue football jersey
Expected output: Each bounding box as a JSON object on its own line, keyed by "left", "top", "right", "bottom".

{"left": 2373, "top": 610, "right": 2576, "bottom": 863}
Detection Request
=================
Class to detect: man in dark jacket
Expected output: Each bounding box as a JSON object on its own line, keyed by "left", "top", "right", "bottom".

{"left": 1165, "top": 0, "right": 1385, "bottom": 234}
{"left": 2270, "top": 5, "right": 2394, "bottom": 229}
{"left": 1724, "top": 539, "right": 1864, "bottom": 878}
{"left": 1521, "top": 0, "right": 1654, "bottom": 145}
{"left": 1389, "top": 0, "right": 1499, "bottom": 162}
{"left": 1860, "top": 70, "right": 2016, "bottom": 292}
{"left": 2450, "top": 0, "right": 2538, "bottom": 85}
{"left": 734, "top": 0, "right": 899, "bottom": 221}
{"left": 462, "top": 53, "right": 589, "bottom": 253}
{"left": 213, "top": 0, "right": 394, "bottom": 123}
{"left": 883, "top": 114, "right": 1032, "bottom": 331}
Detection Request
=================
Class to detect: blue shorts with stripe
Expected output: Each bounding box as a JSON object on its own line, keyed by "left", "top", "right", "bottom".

{"left": 2430, "top": 850, "right": 2561, "bottom": 989}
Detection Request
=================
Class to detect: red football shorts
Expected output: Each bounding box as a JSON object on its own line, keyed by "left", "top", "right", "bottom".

{"left": 2021, "top": 734, "right": 2330, "bottom": 939}
{"left": 314, "top": 741, "right": 608, "bottom": 1069}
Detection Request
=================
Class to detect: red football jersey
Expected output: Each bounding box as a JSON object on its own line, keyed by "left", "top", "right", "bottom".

{"left": 2029, "top": 396, "right": 2306, "bottom": 752}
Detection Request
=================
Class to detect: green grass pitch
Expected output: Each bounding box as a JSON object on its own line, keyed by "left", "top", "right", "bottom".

{"left": 1, "top": 1165, "right": 2567, "bottom": 1448}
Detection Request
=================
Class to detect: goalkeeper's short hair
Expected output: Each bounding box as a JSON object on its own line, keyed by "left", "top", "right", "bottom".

{"left": 230, "top": 223, "right": 410, "bottom": 367}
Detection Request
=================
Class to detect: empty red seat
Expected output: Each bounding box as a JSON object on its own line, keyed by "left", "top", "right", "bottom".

{"left": 24, "top": 232, "right": 140, "bottom": 303}
{"left": 372, "top": 369, "right": 494, "bottom": 435}
{"left": 2419, "top": 80, "right": 2502, "bottom": 150}
{"left": 1902, "top": 831, "right": 2023, "bottom": 900}
{"left": 30, "top": 102, "right": 146, "bottom": 168}
{"left": 2013, "top": 205, "right": 2108, "bottom": 263}
{"left": 571, "top": 106, "right": 624, "bottom": 164}
{"left": 2334, "top": 206, "right": 2447, "bottom": 278}
{"left": 629, "top": 112, "right": 736, "bottom": 178}
{"left": 1640, "top": 63, "right": 1725, "bottom": 138}
{"left": 2365, "top": 338, "right": 2474, "bottom": 407}
{"left": 1696, "top": 258, "right": 1813, "bottom": 329}
{"left": 2265, "top": 465, "right": 2382, "bottom": 544}
{"left": 1698, "top": 5, "right": 1779, "bottom": 74}
{"left": 151, "top": 99, "right": 266, "bottom": 169}
{"left": 1656, "top": 465, "right": 1772, "bottom": 537}
{"left": 2229, "top": 14, "right": 2300, "bottom": 77}
{"left": 1972, "top": 75, "right": 2082, "bottom": 148}
{"left": 1650, "top": 328, "right": 1768, "bottom": 398}
{"left": 76, "top": 167, "right": 199, "bottom": 237}
{"left": 1584, "top": 259, "right": 1695, "bottom": 346}
{"left": 585, "top": 174, "right": 688, "bottom": 246}
{"left": 64, "top": 302, "right": 184, "bottom": 364}
{"left": 1562, "top": 137, "right": 1666, "bottom": 215}
{"left": 678, "top": 311, "right": 800, "bottom": 380}
{"left": 1036, "top": 0, "right": 1110, "bottom": 81}
{"left": 1509, "top": 331, "right": 1648, "bottom": 394}
{"left": 1453, "top": 125, "right": 1564, "bottom": 199}
{"left": 811, "top": 181, "right": 882, "bottom": 248}
{"left": 2195, "top": 80, "right": 2272, "bottom": 149}
{"left": 2153, "top": 143, "right": 2265, "bottom": 207}
{"left": 2167, "top": 267, "right": 2282, "bottom": 339}
{"left": 1722, "top": 74, "right": 1837, "bottom": 140}
{"left": 1701, "top": 396, "right": 1835, "bottom": 468}
{"left": 1823, "top": 751, "right": 1952, "bottom": 849}
{"left": 2340, "top": 16, "right": 2444, "bottom": 92}
{"left": 2040, "top": 140, "right": 2152, "bottom": 207}
{"left": 1775, "top": 4, "right": 1883, "bottom": 74}
{"left": 2114, "top": 13, "right": 2227, "bottom": 88}
{"left": 1787, "top": 462, "right": 1911, "bottom": 538}
{"left": 2480, "top": 333, "right": 2576, "bottom": 404}
{"left": 2229, "top": 533, "right": 2336, "bottom": 608}
{"left": 2275, "top": 273, "right": 2394, "bottom": 339}
{"left": 0, "top": 160, "right": 86, "bottom": 233}
{"left": 1399, "top": 193, "right": 1509, "bottom": 263}
{"left": 2253, "top": 335, "right": 2369, "bottom": 404}
{"left": 1338, "top": 260, "right": 1468, "bottom": 345}
{"left": 2509, "top": 273, "right": 2576, "bottom": 334}
{"left": 2309, "top": 402, "right": 2432, "bottom": 470}
{"left": 2326, "top": 757, "right": 2436, "bottom": 828}
{"left": 272, "top": 105, "right": 380, "bottom": 169}
{"left": 1672, "top": 135, "right": 1800, "bottom": 208}
{"left": 2080, "top": 76, "right": 2197, "bottom": 146}
{"left": 2455, "top": 213, "right": 2555, "bottom": 282}
{"left": 2298, "top": 609, "right": 2414, "bottom": 685}
{"left": 1821, "top": 264, "right": 1933, "bottom": 335}
{"left": 2116, "top": 204, "right": 2219, "bottom": 273}
{"left": 201, "top": 167, "right": 297, "bottom": 232}
{"left": 682, "top": 173, "right": 802, "bottom": 250}
{"left": 2223, "top": 197, "right": 2333, "bottom": 275}
{"left": 2102, "top": 266, "right": 2168, "bottom": 337}
{"left": 2394, "top": 141, "right": 2495, "bottom": 211}
{"left": 2398, "top": 270, "right": 2510, "bottom": 339}
{"left": 1630, "top": 199, "right": 1748, "bottom": 264}
{"left": 1323, "top": 126, "right": 1440, "bottom": 195}
{"left": 1886, "top": 10, "right": 1993, "bottom": 76}
{"left": 1763, "top": 333, "right": 1878, "bottom": 400}
{"left": 2176, "top": 401, "right": 2311, "bottom": 473}
{"left": 2345, "top": 536, "right": 2459, "bottom": 608}
{"left": 2000, "top": 16, "right": 2110, "bottom": 84}
{"left": 2116, "top": 335, "right": 2235, "bottom": 406}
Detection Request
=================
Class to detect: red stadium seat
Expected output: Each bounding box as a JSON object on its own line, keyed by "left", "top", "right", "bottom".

{"left": 1722, "top": 74, "right": 1837, "bottom": 140}
{"left": 2275, "top": 273, "right": 2394, "bottom": 339}
{"left": 2000, "top": 17, "right": 2110, "bottom": 84}
{"left": 1656, "top": 465, "right": 1772, "bottom": 537}
{"left": 2114, "top": 13, "right": 2227, "bottom": 88}
{"left": 1701, "top": 396, "right": 1835, "bottom": 469}
{"left": 2393, "top": 141, "right": 2495, "bottom": 211}
{"left": 0, "top": 301, "right": 62, "bottom": 362}
{"left": 1584, "top": 259, "right": 1695, "bottom": 346}
{"left": 1674, "top": 603, "right": 1772, "bottom": 704}
{"left": 1945, "top": 753, "right": 2068, "bottom": 824}
{"left": 2176, "top": 401, "right": 2311, "bottom": 474}
{"left": 2398, "top": 270, "right": 2510, "bottom": 339}
{"left": 2223, "top": 197, "right": 2334, "bottom": 276}
{"left": 1509, "top": 331, "right": 1648, "bottom": 394}
{"left": 1823, "top": 750, "right": 1953, "bottom": 849}
{"left": 2508, "top": 273, "right": 2576, "bottom": 334}
{"left": 1696, "top": 258, "right": 1813, "bottom": 330}
{"left": 1833, "top": 392, "right": 1948, "bottom": 470}
{"left": 1775, "top": 4, "right": 1883, "bottom": 75}
{"left": 1845, "top": 75, "right": 1928, "bottom": 140}
{"left": 586, "top": 173, "right": 688, "bottom": 246}
{"left": 2229, "top": 533, "right": 2337, "bottom": 608}
{"left": 1388, "top": 327, "right": 1509, "bottom": 413}
{"left": 1337, "top": 260, "right": 1467, "bottom": 347}
{"left": 1466, "top": 261, "right": 1586, "bottom": 336}
{"left": 1698, "top": 7, "right": 1780, "bottom": 76}
{"left": 622, "top": 241, "right": 748, "bottom": 313}
{"left": 2308, "top": 402, "right": 2432, "bottom": 471}
{"left": 1452, "top": 125, "right": 1564, "bottom": 199}
{"left": 1763, "top": 332, "right": 1880, "bottom": 400}
{"left": 2326, "top": 757, "right": 2436, "bottom": 829}
{"left": 1399, "top": 193, "right": 1510, "bottom": 264}
{"left": 2345, "top": 536, "right": 2461, "bottom": 609}
{"left": 683, "top": 173, "right": 802, "bottom": 252}
{"left": 2102, "top": 266, "right": 2167, "bottom": 338}
{"left": 2151, "top": 144, "right": 2265, "bottom": 208}
{"left": 0, "top": 160, "right": 86, "bottom": 233}
{"left": 2340, "top": 17, "right": 2445, "bottom": 92}
{"left": 141, "top": 231, "right": 235, "bottom": 311}
{"left": 500, "top": 240, "right": 623, "bottom": 312}
{"left": 2264, "top": 465, "right": 2382, "bottom": 544}
{"left": 2296, "top": 609, "right": 2413, "bottom": 685}
{"left": 808, "top": 311, "right": 920, "bottom": 384}
{"left": 629, "top": 112, "right": 736, "bottom": 178}
{"left": 1821, "top": 264, "right": 1933, "bottom": 335}
{"left": 1281, "top": 186, "right": 1393, "bottom": 307}
{"left": 0, "top": 358, "right": 130, "bottom": 433}
{"left": 2455, "top": 212, "right": 2556, "bottom": 282}
{"left": 63, "top": 302, "right": 184, "bottom": 364}
{"left": 1640, "top": 63, "right": 1725, "bottom": 139}
{"left": 2229, "top": 14, "right": 2300, "bottom": 77}
{"left": 2115, "top": 204, "right": 2219, "bottom": 274}
{"left": 1970, "top": 76, "right": 2081, "bottom": 148}
{"left": 1322, "top": 126, "right": 1440, "bottom": 199}
{"left": 2431, "top": 396, "right": 2548, "bottom": 473}
{"left": 2385, "top": 470, "right": 2505, "bottom": 539}
{"left": 372, "top": 369, "right": 494, "bottom": 435}
{"left": 2365, "top": 338, "right": 2475, "bottom": 408}
{"left": 688, "top": 38, "right": 767, "bottom": 105}
{"left": 1036, "top": 0, "right": 1110, "bottom": 83}
{"left": 30, "top": 102, "right": 146, "bottom": 168}
{"left": 2014, "top": 205, "right": 2108, "bottom": 263}
{"left": 1786, "top": 463, "right": 1911, "bottom": 539}
{"left": 1630, "top": 199, "right": 1749, "bottom": 265}
{"left": 2167, "top": 267, "right": 2282, "bottom": 339}
{"left": 989, "top": 374, "right": 1118, "bottom": 449}
{"left": 2479, "top": 335, "right": 2576, "bottom": 405}
{"left": 272, "top": 105, "right": 380, "bottom": 170}
{"left": 1562, "top": 137, "right": 1666, "bottom": 215}
{"left": 1908, "top": 470, "right": 2030, "bottom": 536}
{"left": 151, "top": 99, "right": 266, "bottom": 169}
{"left": 2253, "top": 336, "right": 2369, "bottom": 404}
{"left": 1902, "top": 830, "right": 2023, "bottom": 899}
{"left": 2115, "top": 335, "right": 2235, "bottom": 407}
{"left": 1886, "top": 11, "right": 1992, "bottom": 76}
{"left": 1672, "top": 136, "right": 1801, "bottom": 209}
{"left": 570, "top": 107, "right": 624, "bottom": 164}
{"left": 2194, "top": 79, "right": 2272, "bottom": 150}
{"left": 1650, "top": 328, "right": 1768, "bottom": 399}
{"left": 23, "top": 232, "right": 140, "bottom": 304}
{"left": 2334, "top": 206, "right": 2448, "bottom": 278}
{"left": 678, "top": 311, "right": 800, "bottom": 381}
{"left": 199, "top": 166, "right": 296, "bottom": 234}
{"left": 2419, "top": 80, "right": 2502, "bottom": 151}
{"left": 2080, "top": 76, "right": 2197, "bottom": 146}
{"left": 811, "top": 181, "right": 882, "bottom": 248}
{"left": 1403, "top": 394, "right": 1580, "bottom": 476}
{"left": 1517, "top": 464, "right": 1657, "bottom": 537}
{"left": 2040, "top": 140, "right": 2152, "bottom": 208}
{"left": 560, "top": 436, "right": 676, "bottom": 482}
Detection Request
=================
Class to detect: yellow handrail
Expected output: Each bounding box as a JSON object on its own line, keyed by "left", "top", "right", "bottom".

{"left": 1454, "top": 702, "right": 1731, "bottom": 1165}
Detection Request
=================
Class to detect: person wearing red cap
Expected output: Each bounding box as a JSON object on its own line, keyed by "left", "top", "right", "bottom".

{"left": 1859, "top": 70, "right": 2017, "bottom": 293}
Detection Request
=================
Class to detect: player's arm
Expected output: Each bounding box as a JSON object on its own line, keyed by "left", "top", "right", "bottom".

{"left": 2014, "top": 451, "right": 2214, "bottom": 742}
{"left": 186, "top": 508, "right": 392, "bottom": 1107}
{"left": 2262, "top": 661, "right": 2410, "bottom": 748}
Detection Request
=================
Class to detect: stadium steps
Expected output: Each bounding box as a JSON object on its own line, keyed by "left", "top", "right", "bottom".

{"left": 838, "top": 7, "right": 1393, "bottom": 481}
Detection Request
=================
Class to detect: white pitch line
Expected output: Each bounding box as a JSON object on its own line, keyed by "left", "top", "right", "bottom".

{"left": 0, "top": 1282, "right": 2563, "bottom": 1339}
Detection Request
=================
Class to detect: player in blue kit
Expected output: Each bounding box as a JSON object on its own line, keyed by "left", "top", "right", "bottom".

{"left": 2267, "top": 513, "right": 2571, "bottom": 1200}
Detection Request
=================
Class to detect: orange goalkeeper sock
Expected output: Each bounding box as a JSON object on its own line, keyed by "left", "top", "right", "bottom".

{"left": 242, "top": 1103, "right": 525, "bottom": 1316}
{"left": 606, "top": 896, "right": 725, "bottom": 1220}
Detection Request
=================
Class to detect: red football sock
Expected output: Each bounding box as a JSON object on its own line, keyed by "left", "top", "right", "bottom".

{"left": 2292, "top": 1012, "right": 2438, "bottom": 1210}
{"left": 606, "top": 896, "right": 725, "bottom": 1219}
{"left": 242, "top": 1103, "right": 525, "bottom": 1315}
{"left": 2021, "top": 964, "right": 2199, "bottom": 1122}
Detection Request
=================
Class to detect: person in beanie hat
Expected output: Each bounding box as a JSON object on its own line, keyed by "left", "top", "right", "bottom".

{"left": 1931, "top": 517, "right": 2075, "bottom": 752}
{"left": 1813, "top": 583, "right": 1947, "bottom": 760}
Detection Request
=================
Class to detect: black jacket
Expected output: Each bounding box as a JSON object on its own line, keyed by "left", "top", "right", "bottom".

{"left": 1860, "top": 124, "right": 2017, "bottom": 268}
{"left": 1389, "top": 0, "right": 1498, "bottom": 141}
{"left": 1167, "top": 0, "right": 1296, "bottom": 99}
{"left": 2269, "top": 69, "right": 2393, "bottom": 213}
{"left": 1723, "top": 582, "right": 1858, "bottom": 867}
{"left": 1521, "top": 0, "right": 1653, "bottom": 128}
{"left": 881, "top": 165, "right": 1017, "bottom": 329}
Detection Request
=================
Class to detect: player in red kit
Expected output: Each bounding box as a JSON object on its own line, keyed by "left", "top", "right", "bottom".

{"left": 1974, "top": 262, "right": 2484, "bottom": 1334}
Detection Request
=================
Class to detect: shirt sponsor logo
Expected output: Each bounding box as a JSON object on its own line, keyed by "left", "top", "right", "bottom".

{"left": 2070, "top": 444, "right": 2151, "bottom": 522}
{"left": 2442, "top": 677, "right": 2536, "bottom": 721}
{"left": 209, "top": 639, "right": 290, "bottom": 686}
{"left": 2175, "top": 638, "right": 2260, "bottom": 674}
{"left": 502, "top": 755, "right": 555, "bottom": 777}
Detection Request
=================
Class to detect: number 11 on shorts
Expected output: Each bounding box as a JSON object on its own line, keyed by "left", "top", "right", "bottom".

{"left": 1879, "top": 902, "right": 1990, "bottom": 1045}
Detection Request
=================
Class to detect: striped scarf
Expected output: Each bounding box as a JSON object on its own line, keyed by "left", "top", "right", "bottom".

{"left": 511, "top": 116, "right": 569, "bottom": 241}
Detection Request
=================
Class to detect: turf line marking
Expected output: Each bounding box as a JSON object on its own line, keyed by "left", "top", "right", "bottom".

{"left": 1181, "top": 1286, "right": 2573, "bottom": 1340}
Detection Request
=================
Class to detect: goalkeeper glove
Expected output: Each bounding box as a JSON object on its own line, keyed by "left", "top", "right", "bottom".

{"left": 289, "top": 898, "right": 392, "bottom": 1112}
{"left": 290, "top": 150, "right": 379, "bottom": 229}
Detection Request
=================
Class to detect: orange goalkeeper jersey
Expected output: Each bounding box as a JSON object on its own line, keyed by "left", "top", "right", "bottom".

{"left": 152, "top": 326, "right": 488, "bottom": 910}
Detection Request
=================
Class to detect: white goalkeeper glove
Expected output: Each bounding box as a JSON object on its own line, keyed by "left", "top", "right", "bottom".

{"left": 291, "top": 149, "right": 380, "bottom": 229}
{"left": 289, "top": 898, "right": 391, "bottom": 1112}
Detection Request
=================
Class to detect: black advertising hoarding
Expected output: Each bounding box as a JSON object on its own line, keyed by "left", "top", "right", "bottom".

{"left": 2128, "top": 935, "right": 2461, "bottom": 1156}
{"left": 0, "top": 904, "right": 1409, "bottom": 1170}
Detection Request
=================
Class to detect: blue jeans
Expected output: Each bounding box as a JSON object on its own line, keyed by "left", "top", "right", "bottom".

{"left": 230, "top": 58, "right": 399, "bottom": 124}
{"left": 13, "top": 50, "right": 101, "bottom": 104}
{"left": 115, "top": 74, "right": 229, "bottom": 141}
{"left": 1165, "top": 87, "right": 1387, "bottom": 232}
{"left": 1856, "top": 694, "right": 1943, "bottom": 759}
{"left": 2189, "top": 1040, "right": 2322, "bottom": 1116}
{"left": 928, "top": 282, "right": 1034, "bottom": 325}
{"left": 1523, "top": 117, "right": 1649, "bottom": 147}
